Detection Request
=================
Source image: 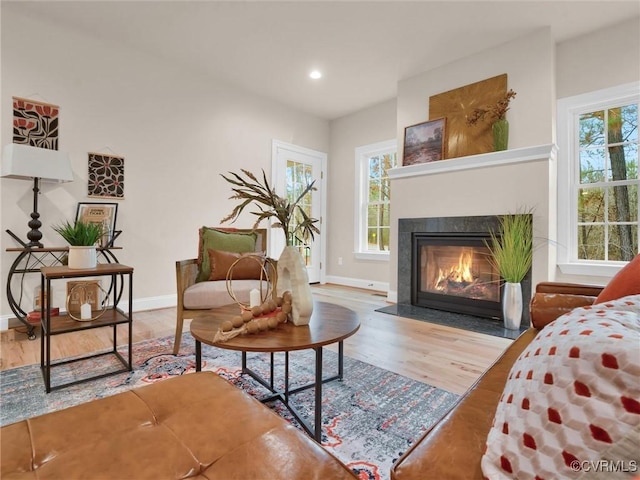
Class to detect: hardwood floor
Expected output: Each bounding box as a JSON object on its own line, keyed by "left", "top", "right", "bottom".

{"left": 0, "top": 284, "right": 512, "bottom": 395}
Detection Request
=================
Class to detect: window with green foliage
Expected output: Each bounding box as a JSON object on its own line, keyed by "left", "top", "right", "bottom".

{"left": 578, "top": 104, "right": 638, "bottom": 261}
{"left": 355, "top": 140, "right": 397, "bottom": 258}
{"left": 558, "top": 83, "right": 639, "bottom": 274}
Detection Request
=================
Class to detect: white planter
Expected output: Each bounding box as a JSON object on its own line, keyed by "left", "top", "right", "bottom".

{"left": 68, "top": 246, "right": 97, "bottom": 269}
{"left": 502, "top": 282, "right": 523, "bottom": 330}
{"left": 276, "top": 245, "right": 314, "bottom": 326}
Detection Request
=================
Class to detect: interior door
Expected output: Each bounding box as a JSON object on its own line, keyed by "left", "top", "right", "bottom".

{"left": 272, "top": 140, "right": 326, "bottom": 284}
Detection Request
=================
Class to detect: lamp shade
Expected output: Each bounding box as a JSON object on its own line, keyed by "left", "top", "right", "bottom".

{"left": 1, "top": 143, "right": 73, "bottom": 183}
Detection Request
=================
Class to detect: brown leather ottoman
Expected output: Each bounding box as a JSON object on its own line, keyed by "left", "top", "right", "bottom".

{"left": 1, "top": 371, "right": 356, "bottom": 479}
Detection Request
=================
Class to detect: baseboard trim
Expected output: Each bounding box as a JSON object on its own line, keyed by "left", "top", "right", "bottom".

{"left": 324, "top": 275, "right": 389, "bottom": 295}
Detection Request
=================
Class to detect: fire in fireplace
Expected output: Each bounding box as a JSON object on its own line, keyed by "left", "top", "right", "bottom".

{"left": 412, "top": 233, "right": 502, "bottom": 319}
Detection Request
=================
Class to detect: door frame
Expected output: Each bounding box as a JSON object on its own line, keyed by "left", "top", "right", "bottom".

{"left": 271, "top": 139, "right": 327, "bottom": 284}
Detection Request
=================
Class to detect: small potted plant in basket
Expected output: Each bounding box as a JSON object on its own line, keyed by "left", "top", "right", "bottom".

{"left": 53, "top": 220, "right": 104, "bottom": 269}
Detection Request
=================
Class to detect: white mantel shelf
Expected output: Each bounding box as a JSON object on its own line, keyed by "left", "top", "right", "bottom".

{"left": 388, "top": 144, "right": 558, "bottom": 180}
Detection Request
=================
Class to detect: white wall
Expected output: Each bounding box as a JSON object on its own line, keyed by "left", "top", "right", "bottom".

{"left": 326, "top": 99, "right": 397, "bottom": 290}
{"left": 1, "top": 9, "right": 329, "bottom": 323}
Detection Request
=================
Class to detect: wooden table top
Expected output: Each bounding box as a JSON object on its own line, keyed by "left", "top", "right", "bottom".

{"left": 190, "top": 301, "right": 360, "bottom": 352}
{"left": 40, "top": 263, "right": 134, "bottom": 278}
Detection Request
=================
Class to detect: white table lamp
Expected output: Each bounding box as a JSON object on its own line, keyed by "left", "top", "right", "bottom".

{"left": 2, "top": 143, "right": 73, "bottom": 248}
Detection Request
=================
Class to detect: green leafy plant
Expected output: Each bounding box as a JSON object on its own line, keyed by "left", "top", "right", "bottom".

{"left": 485, "top": 210, "right": 533, "bottom": 283}
{"left": 53, "top": 220, "right": 104, "bottom": 246}
{"left": 220, "top": 169, "right": 320, "bottom": 246}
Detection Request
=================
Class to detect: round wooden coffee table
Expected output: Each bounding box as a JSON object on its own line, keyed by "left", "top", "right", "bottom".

{"left": 190, "top": 301, "right": 360, "bottom": 442}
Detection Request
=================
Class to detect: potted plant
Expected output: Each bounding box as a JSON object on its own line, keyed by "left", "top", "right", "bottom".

{"left": 485, "top": 210, "right": 533, "bottom": 330}
{"left": 466, "top": 89, "right": 517, "bottom": 151}
{"left": 220, "top": 169, "right": 320, "bottom": 326}
{"left": 53, "top": 220, "right": 104, "bottom": 269}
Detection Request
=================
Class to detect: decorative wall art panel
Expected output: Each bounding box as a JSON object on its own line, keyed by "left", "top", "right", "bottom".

{"left": 428, "top": 74, "right": 507, "bottom": 159}
{"left": 88, "top": 152, "right": 124, "bottom": 198}
{"left": 12, "top": 97, "right": 59, "bottom": 150}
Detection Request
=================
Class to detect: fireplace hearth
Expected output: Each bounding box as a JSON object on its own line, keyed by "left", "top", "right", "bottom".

{"left": 380, "top": 215, "right": 531, "bottom": 339}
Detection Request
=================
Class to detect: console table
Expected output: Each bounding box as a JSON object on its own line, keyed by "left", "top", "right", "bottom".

{"left": 6, "top": 244, "right": 122, "bottom": 339}
{"left": 40, "top": 263, "right": 134, "bottom": 393}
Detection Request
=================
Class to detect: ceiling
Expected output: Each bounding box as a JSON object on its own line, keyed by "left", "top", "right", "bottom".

{"left": 4, "top": 1, "right": 639, "bottom": 120}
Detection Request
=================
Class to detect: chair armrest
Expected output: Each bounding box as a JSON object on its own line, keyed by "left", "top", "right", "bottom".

{"left": 176, "top": 259, "right": 198, "bottom": 301}
{"left": 530, "top": 282, "right": 603, "bottom": 330}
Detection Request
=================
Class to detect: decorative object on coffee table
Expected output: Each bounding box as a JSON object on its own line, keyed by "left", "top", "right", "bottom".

{"left": 221, "top": 169, "right": 320, "bottom": 326}
{"left": 466, "top": 88, "right": 517, "bottom": 151}
{"left": 485, "top": 210, "right": 533, "bottom": 330}
{"left": 53, "top": 220, "right": 104, "bottom": 269}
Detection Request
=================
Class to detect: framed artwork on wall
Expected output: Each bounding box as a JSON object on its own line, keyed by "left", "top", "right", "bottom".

{"left": 428, "top": 73, "right": 507, "bottom": 159}
{"left": 88, "top": 152, "right": 125, "bottom": 198}
{"left": 402, "top": 118, "right": 446, "bottom": 166}
{"left": 12, "top": 96, "right": 59, "bottom": 150}
{"left": 76, "top": 202, "right": 119, "bottom": 247}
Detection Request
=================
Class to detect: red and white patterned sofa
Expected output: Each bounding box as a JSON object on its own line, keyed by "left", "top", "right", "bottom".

{"left": 392, "top": 254, "right": 640, "bottom": 480}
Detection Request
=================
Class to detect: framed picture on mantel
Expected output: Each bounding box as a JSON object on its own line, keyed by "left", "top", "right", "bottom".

{"left": 402, "top": 118, "right": 446, "bottom": 166}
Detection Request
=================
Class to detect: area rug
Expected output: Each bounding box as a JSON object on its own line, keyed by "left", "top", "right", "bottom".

{"left": 0, "top": 333, "right": 459, "bottom": 480}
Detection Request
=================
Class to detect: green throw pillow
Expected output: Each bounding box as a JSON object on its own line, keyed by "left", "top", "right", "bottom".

{"left": 196, "top": 228, "right": 257, "bottom": 283}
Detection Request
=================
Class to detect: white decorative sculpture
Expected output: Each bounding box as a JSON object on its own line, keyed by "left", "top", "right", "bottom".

{"left": 276, "top": 246, "right": 314, "bottom": 326}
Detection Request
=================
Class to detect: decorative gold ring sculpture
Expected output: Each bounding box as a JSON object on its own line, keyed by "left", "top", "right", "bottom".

{"left": 65, "top": 283, "right": 109, "bottom": 322}
{"left": 225, "top": 255, "right": 277, "bottom": 310}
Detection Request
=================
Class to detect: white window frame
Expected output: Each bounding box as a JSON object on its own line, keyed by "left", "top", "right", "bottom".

{"left": 354, "top": 139, "right": 397, "bottom": 261}
{"left": 557, "top": 82, "right": 639, "bottom": 277}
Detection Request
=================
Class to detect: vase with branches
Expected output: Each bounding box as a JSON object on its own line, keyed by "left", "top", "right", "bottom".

{"left": 221, "top": 168, "right": 319, "bottom": 326}
{"left": 467, "top": 89, "right": 517, "bottom": 151}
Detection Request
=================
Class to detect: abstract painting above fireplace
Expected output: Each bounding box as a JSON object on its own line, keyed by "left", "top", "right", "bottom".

{"left": 383, "top": 215, "right": 532, "bottom": 339}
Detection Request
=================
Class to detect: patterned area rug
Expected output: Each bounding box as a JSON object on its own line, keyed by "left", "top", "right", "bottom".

{"left": 0, "top": 333, "right": 459, "bottom": 480}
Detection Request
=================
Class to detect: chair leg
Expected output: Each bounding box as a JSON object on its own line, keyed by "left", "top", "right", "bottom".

{"left": 173, "top": 315, "right": 184, "bottom": 355}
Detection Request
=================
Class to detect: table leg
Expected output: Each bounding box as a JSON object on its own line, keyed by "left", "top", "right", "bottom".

{"left": 338, "top": 340, "right": 344, "bottom": 379}
{"left": 196, "top": 340, "right": 202, "bottom": 372}
{"left": 314, "top": 347, "right": 323, "bottom": 442}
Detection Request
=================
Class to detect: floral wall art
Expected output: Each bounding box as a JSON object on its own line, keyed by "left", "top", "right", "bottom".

{"left": 88, "top": 152, "right": 125, "bottom": 198}
{"left": 12, "top": 96, "right": 59, "bottom": 150}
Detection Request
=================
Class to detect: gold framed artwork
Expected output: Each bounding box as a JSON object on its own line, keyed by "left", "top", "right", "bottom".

{"left": 428, "top": 74, "right": 507, "bottom": 159}
{"left": 76, "top": 202, "right": 119, "bottom": 247}
{"left": 402, "top": 118, "right": 446, "bottom": 166}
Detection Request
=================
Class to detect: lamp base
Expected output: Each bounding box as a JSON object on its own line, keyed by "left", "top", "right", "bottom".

{"left": 26, "top": 211, "right": 44, "bottom": 248}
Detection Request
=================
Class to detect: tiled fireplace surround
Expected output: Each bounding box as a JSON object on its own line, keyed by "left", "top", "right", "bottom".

{"left": 386, "top": 144, "right": 557, "bottom": 339}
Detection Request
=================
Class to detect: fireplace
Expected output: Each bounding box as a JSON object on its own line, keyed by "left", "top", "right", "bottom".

{"left": 413, "top": 233, "right": 501, "bottom": 318}
{"left": 390, "top": 215, "right": 531, "bottom": 338}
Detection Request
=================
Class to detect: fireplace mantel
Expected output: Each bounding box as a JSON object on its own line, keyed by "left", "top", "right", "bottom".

{"left": 389, "top": 143, "right": 557, "bottom": 180}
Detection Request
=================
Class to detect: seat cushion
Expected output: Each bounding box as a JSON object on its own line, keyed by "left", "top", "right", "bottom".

{"left": 1, "top": 372, "right": 356, "bottom": 479}
{"left": 183, "top": 279, "right": 269, "bottom": 309}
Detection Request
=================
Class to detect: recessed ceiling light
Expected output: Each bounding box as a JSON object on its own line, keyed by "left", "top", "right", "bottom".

{"left": 309, "top": 70, "right": 322, "bottom": 80}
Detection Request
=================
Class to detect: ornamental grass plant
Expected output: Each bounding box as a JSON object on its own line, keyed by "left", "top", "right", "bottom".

{"left": 53, "top": 220, "right": 104, "bottom": 246}
{"left": 485, "top": 211, "right": 533, "bottom": 283}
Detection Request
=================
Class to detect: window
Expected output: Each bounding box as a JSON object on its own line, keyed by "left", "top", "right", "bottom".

{"left": 557, "top": 83, "right": 639, "bottom": 275}
{"left": 355, "top": 140, "right": 397, "bottom": 259}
